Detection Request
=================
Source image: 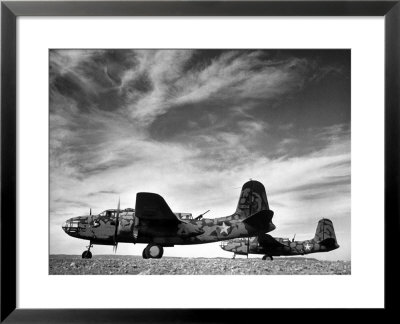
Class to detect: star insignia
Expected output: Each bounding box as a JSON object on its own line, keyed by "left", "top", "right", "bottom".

{"left": 304, "top": 243, "right": 312, "bottom": 251}
{"left": 219, "top": 222, "right": 230, "bottom": 235}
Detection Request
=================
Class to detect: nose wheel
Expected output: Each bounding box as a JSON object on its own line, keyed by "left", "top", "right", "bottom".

{"left": 142, "top": 244, "right": 164, "bottom": 259}
{"left": 82, "top": 243, "right": 93, "bottom": 259}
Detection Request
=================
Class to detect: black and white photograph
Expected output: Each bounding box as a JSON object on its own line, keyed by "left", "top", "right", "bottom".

{"left": 49, "top": 49, "right": 351, "bottom": 275}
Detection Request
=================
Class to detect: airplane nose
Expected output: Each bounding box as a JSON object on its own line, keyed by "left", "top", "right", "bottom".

{"left": 62, "top": 217, "right": 81, "bottom": 235}
{"left": 220, "top": 240, "right": 233, "bottom": 251}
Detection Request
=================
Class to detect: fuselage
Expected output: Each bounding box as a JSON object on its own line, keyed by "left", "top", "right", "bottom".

{"left": 221, "top": 236, "right": 339, "bottom": 256}
{"left": 62, "top": 208, "right": 276, "bottom": 246}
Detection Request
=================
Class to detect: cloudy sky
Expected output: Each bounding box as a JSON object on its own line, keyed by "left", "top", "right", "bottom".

{"left": 50, "top": 49, "right": 350, "bottom": 261}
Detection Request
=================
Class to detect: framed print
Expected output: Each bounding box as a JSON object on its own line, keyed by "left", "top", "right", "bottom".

{"left": 1, "top": 0, "right": 399, "bottom": 322}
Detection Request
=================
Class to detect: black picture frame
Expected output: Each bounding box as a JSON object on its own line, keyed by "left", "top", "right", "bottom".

{"left": 1, "top": 1, "right": 399, "bottom": 322}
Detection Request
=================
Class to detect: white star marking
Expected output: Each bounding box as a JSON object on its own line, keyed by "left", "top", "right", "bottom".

{"left": 304, "top": 243, "right": 312, "bottom": 251}
{"left": 219, "top": 222, "right": 230, "bottom": 235}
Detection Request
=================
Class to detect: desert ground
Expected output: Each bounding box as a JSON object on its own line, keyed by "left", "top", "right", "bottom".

{"left": 49, "top": 255, "right": 350, "bottom": 275}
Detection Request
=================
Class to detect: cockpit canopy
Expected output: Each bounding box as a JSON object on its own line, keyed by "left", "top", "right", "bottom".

{"left": 98, "top": 208, "right": 135, "bottom": 217}
{"left": 98, "top": 210, "right": 116, "bottom": 217}
{"left": 175, "top": 212, "right": 193, "bottom": 220}
{"left": 275, "top": 237, "right": 291, "bottom": 244}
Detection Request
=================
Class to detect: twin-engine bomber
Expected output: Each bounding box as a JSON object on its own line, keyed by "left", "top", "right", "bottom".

{"left": 220, "top": 218, "right": 339, "bottom": 260}
{"left": 62, "top": 180, "right": 276, "bottom": 259}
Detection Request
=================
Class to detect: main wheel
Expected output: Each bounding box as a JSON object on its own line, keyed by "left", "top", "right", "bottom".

{"left": 82, "top": 250, "right": 92, "bottom": 259}
{"left": 151, "top": 245, "right": 164, "bottom": 259}
{"left": 262, "top": 255, "right": 272, "bottom": 261}
{"left": 142, "top": 248, "right": 149, "bottom": 259}
{"left": 143, "top": 244, "right": 164, "bottom": 259}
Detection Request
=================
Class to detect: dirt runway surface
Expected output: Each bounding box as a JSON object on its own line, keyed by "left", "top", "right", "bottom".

{"left": 49, "top": 255, "right": 350, "bottom": 275}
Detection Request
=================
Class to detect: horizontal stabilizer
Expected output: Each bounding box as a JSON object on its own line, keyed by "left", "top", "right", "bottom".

{"left": 135, "top": 192, "right": 182, "bottom": 224}
{"left": 319, "top": 238, "right": 339, "bottom": 248}
{"left": 242, "top": 209, "right": 274, "bottom": 231}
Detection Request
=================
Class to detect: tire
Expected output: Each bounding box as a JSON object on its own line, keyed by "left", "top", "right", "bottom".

{"left": 143, "top": 244, "right": 163, "bottom": 259}
{"left": 82, "top": 250, "right": 92, "bottom": 259}
{"left": 142, "top": 248, "right": 149, "bottom": 259}
{"left": 155, "top": 246, "right": 164, "bottom": 259}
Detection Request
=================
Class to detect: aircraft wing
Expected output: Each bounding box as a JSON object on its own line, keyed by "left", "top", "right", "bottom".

{"left": 258, "top": 233, "right": 285, "bottom": 247}
{"left": 135, "top": 192, "right": 183, "bottom": 224}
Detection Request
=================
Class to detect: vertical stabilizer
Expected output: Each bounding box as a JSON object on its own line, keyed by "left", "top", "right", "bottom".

{"left": 313, "top": 218, "right": 339, "bottom": 248}
{"left": 234, "top": 180, "right": 271, "bottom": 218}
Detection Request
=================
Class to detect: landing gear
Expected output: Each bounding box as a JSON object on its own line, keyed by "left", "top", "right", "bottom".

{"left": 262, "top": 255, "right": 273, "bottom": 261}
{"left": 82, "top": 250, "right": 92, "bottom": 259}
{"left": 82, "top": 243, "right": 93, "bottom": 259}
{"left": 232, "top": 253, "right": 236, "bottom": 259}
{"left": 142, "top": 244, "right": 164, "bottom": 259}
{"left": 142, "top": 248, "right": 149, "bottom": 259}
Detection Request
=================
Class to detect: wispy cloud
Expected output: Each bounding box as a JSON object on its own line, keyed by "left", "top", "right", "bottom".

{"left": 50, "top": 49, "right": 350, "bottom": 260}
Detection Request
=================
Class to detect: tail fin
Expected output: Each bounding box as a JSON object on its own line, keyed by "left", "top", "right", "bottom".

{"left": 313, "top": 218, "right": 339, "bottom": 248}
{"left": 234, "top": 180, "right": 272, "bottom": 218}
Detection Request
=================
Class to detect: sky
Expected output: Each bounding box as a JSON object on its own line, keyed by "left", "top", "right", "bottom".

{"left": 49, "top": 49, "right": 350, "bottom": 261}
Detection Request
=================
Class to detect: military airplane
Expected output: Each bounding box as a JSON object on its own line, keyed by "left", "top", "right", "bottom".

{"left": 62, "top": 180, "right": 275, "bottom": 259}
{"left": 220, "top": 218, "right": 339, "bottom": 260}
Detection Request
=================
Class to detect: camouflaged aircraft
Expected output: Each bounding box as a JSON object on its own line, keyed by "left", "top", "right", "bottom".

{"left": 62, "top": 180, "right": 276, "bottom": 259}
{"left": 220, "top": 218, "right": 339, "bottom": 260}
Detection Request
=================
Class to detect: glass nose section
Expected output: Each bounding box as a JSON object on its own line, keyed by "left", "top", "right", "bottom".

{"left": 220, "top": 239, "right": 234, "bottom": 247}
{"left": 62, "top": 218, "right": 81, "bottom": 234}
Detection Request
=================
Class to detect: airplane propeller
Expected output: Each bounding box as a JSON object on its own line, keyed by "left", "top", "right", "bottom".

{"left": 247, "top": 237, "right": 249, "bottom": 259}
{"left": 246, "top": 179, "right": 253, "bottom": 259}
{"left": 113, "top": 198, "right": 120, "bottom": 253}
{"left": 90, "top": 208, "right": 92, "bottom": 216}
{"left": 292, "top": 234, "right": 296, "bottom": 242}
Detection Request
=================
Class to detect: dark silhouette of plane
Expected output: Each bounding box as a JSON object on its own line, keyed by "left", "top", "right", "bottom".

{"left": 62, "top": 180, "right": 275, "bottom": 259}
{"left": 220, "top": 218, "right": 339, "bottom": 260}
